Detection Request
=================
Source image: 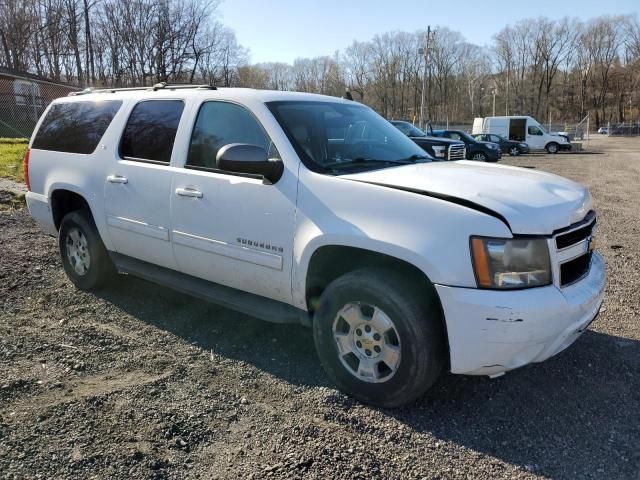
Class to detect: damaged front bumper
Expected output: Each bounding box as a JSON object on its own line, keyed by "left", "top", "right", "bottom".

{"left": 435, "top": 252, "right": 606, "bottom": 376}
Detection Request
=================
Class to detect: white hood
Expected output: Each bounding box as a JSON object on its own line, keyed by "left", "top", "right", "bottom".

{"left": 343, "top": 161, "right": 592, "bottom": 235}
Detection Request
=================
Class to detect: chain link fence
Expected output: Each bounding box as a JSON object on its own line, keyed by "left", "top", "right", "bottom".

{"left": 0, "top": 68, "right": 79, "bottom": 138}
{"left": 608, "top": 122, "right": 640, "bottom": 136}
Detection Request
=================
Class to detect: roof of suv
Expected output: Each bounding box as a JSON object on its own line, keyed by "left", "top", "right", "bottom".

{"left": 59, "top": 87, "right": 357, "bottom": 105}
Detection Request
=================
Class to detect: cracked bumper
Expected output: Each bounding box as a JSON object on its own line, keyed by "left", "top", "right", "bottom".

{"left": 435, "top": 252, "right": 606, "bottom": 376}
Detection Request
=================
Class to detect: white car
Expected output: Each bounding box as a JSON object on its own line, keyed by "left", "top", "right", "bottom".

{"left": 25, "top": 85, "right": 605, "bottom": 407}
{"left": 598, "top": 127, "right": 609, "bottom": 135}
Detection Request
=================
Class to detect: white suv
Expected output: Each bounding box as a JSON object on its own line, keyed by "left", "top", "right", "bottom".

{"left": 25, "top": 85, "right": 605, "bottom": 407}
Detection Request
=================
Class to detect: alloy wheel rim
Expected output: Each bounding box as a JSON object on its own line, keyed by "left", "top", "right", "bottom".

{"left": 510, "top": 147, "right": 518, "bottom": 156}
{"left": 473, "top": 153, "right": 485, "bottom": 160}
{"left": 332, "top": 302, "right": 401, "bottom": 383}
{"left": 65, "top": 227, "right": 90, "bottom": 276}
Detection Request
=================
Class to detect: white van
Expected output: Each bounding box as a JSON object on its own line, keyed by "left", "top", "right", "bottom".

{"left": 473, "top": 116, "right": 571, "bottom": 154}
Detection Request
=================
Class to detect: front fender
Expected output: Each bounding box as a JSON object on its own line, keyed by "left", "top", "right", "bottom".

{"left": 291, "top": 169, "right": 511, "bottom": 310}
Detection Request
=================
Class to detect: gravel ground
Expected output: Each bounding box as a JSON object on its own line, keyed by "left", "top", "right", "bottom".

{"left": 1, "top": 136, "right": 639, "bottom": 479}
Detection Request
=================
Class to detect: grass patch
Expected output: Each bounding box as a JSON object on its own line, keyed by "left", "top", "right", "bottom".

{"left": 0, "top": 190, "right": 26, "bottom": 210}
{"left": 0, "top": 138, "right": 28, "bottom": 182}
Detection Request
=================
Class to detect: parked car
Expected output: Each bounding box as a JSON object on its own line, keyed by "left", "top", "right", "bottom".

{"left": 472, "top": 116, "right": 571, "bottom": 153}
{"left": 472, "top": 133, "right": 529, "bottom": 156}
{"left": 390, "top": 120, "right": 466, "bottom": 161}
{"left": 431, "top": 129, "right": 501, "bottom": 162}
{"left": 597, "top": 127, "right": 609, "bottom": 135}
{"left": 25, "top": 85, "right": 605, "bottom": 408}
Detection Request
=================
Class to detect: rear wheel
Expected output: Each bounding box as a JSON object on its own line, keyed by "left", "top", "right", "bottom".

{"left": 471, "top": 151, "right": 487, "bottom": 161}
{"left": 59, "top": 210, "right": 115, "bottom": 290}
{"left": 313, "top": 268, "right": 445, "bottom": 407}
{"left": 546, "top": 142, "right": 559, "bottom": 154}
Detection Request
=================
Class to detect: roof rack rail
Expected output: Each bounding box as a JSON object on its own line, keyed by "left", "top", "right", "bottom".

{"left": 69, "top": 82, "right": 216, "bottom": 96}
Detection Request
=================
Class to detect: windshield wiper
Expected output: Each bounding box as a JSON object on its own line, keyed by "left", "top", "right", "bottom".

{"left": 324, "top": 157, "right": 412, "bottom": 168}
{"left": 397, "top": 153, "right": 431, "bottom": 162}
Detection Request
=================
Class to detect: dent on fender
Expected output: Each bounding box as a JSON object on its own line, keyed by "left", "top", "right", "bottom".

{"left": 486, "top": 305, "right": 524, "bottom": 322}
{"left": 485, "top": 317, "right": 524, "bottom": 323}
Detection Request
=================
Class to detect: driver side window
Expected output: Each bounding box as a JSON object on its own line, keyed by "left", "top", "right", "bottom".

{"left": 187, "top": 101, "right": 278, "bottom": 170}
{"left": 528, "top": 126, "right": 543, "bottom": 136}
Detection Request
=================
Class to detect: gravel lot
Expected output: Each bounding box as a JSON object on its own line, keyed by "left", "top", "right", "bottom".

{"left": 1, "top": 136, "right": 639, "bottom": 479}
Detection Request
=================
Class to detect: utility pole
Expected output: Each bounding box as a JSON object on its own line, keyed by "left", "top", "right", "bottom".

{"left": 492, "top": 88, "right": 497, "bottom": 117}
{"left": 418, "top": 26, "right": 432, "bottom": 130}
{"left": 505, "top": 66, "right": 510, "bottom": 115}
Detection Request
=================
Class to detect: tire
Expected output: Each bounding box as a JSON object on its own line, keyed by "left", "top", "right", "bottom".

{"left": 509, "top": 146, "right": 520, "bottom": 156}
{"left": 313, "top": 268, "right": 445, "bottom": 408}
{"left": 59, "top": 210, "right": 115, "bottom": 290}
{"left": 470, "top": 151, "right": 487, "bottom": 161}
{"left": 546, "top": 142, "right": 559, "bottom": 154}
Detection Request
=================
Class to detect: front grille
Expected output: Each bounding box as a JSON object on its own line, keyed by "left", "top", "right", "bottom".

{"left": 554, "top": 212, "right": 596, "bottom": 287}
{"left": 448, "top": 144, "right": 466, "bottom": 161}
{"left": 560, "top": 253, "right": 592, "bottom": 286}
{"left": 556, "top": 222, "right": 594, "bottom": 249}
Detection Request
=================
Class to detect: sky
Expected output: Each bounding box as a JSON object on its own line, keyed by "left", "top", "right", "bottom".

{"left": 220, "top": 0, "right": 638, "bottom": 64}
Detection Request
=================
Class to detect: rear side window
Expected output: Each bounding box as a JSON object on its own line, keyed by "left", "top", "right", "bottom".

{"left": 32, "top": 100, "right": 122, "bottom": 154}
{"left": 120, "top": 100, "right": 184, "bottom": 164}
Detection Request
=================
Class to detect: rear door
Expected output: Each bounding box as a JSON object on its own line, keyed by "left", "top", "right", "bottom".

{"left": 103, "top": 99, "right": 185, "bottom": 269}
{"left": 169, "top": 100, "right": 297, "bottom": 304}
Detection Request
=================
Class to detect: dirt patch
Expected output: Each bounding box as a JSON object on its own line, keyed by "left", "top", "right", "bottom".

{"left": 0, "top": 190, "right": 25, "bottom": 211}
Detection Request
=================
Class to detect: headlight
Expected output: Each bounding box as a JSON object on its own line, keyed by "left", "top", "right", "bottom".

{"left": 432, "top": 146, "right": 446, "bottom": 158}
{"left": 488, "top": 144, "right": 498, "bottom": 150}
{"left": 519, "top": 143, "right": 528, "bottom": 148}
{"left": 470, "top": 237, "right": 551, "bottom": 289}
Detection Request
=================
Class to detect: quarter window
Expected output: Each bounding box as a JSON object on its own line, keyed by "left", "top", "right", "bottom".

{"left": 120, "top": 100, "right": 184, "bottom": 164}
{"left": 32, "top": 100, "right": 122, "bottom": 154}
{"left": 187, "top": 101, "right": 277, "bottom": 170}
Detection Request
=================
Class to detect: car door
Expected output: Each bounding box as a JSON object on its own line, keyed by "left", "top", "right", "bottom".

{"left": 103, "top": 99, "right": 185, "bottom": 270}
{"left": 526, "top": 124, "right": 545, "bottom": 149}
{"left": 170, "top": 100, "right": 297, "bottom": 304}
{"left": 488, "top": 134, "right": 505, "bottom": 151}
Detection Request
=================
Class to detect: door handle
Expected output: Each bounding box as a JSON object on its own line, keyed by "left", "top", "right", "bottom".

{"left": 107, "top": 175, "right": 128, "bottom": 184}
{"left": 175, "top": 187, "right": 203, "bottom": 198}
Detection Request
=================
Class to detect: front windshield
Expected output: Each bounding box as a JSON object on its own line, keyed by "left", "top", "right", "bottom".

{"left": 457, "top": 131, "right": 476, "bottom": 142}
{"left": 267, "top": 101, "right": 431, "bottom": 174}
{"left": 400, "top": 122, "right": 426, "bottom": 137}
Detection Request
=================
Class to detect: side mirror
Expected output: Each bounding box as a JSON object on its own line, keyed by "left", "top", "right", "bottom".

{"left": 216, "top": 144, "right": 284, "bottom": 184}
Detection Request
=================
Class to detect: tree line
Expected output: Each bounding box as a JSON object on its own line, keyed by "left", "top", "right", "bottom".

{"left": 0, "top": 0, "right": 247, "bottom": 88}
{"left": 1, "top": 1, "right": 639, "bottom": 126}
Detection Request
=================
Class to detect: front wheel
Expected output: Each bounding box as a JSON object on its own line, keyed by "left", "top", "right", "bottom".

{"left": 313, "top": 268, "right": 445, "bottom": 408}
{"left": 470, "top": 152, "right": 487, "bottom": 161}
{"left": 546, "top": 142, "right": 559, "bottom": 154}
{"left": 509, "top": 146, "right": 520, "bottom": 156}
{"left": 59, "top": 210, "right": 115, "bottom": 291}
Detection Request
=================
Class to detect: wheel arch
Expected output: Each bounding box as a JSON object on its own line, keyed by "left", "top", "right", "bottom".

{"left": 50, "top": 188, "right": 94, "bottom": 230}
{"left": 545, "top": 141, "right": 559, "bottom": 152}
{"left": 303, "top": 244, "right": 450, "bottom": 363}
